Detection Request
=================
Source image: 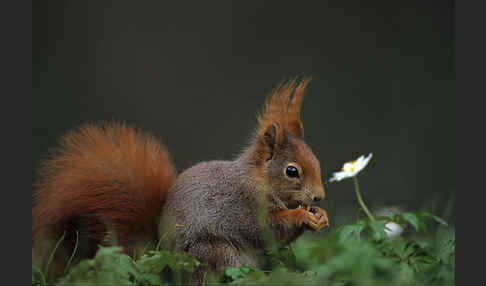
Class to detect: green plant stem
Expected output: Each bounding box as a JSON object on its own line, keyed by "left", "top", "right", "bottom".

{"left": 353, "top": 176, "right": 375, "bottom": 221}
{"left": 156, "top": 231, "right": 169, "bottom": 252}
{"left": 44, "top": 231, "right": 66, "bottom": 280}
{"left": 64, "top": 230, "right": 79, "bottom": 275}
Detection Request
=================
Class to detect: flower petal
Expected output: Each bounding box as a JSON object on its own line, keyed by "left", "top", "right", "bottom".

{"left": 355, "top": 155, "right": 365, "bottom": 167}
{"left": 329, "top": 171, "right": 349, "bottom": 182}
{"left": 361, "top": 153, "right": 373, "bottom": 169}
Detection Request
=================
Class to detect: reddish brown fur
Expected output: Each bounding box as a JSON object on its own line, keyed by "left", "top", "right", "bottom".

{"left": 32, "top": 122, "right": 176, "bottom": 269}
{"left": 270, "top": 207, "right": 328, "bottom": 230}
{"left": 291, "top": 138, "right": 325, "bottom": 200}
{"left": 257, "top": 77, "right": 311, "bottom": 140}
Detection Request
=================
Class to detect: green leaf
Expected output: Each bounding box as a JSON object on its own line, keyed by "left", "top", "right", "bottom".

{"left": 32, "top": 266, "right": 46, "bottom": 286}
{"left": 336, "top": 221, "right": 366, "bottom": 242}
{"left": 169, "top": 251, "right": 201, "bottom": 273}
{"left": 400, "top": 213, "right": 420, "bottom": 231}
{"left": 422, "top": 212, "right": 449, "bottom": 226}
{"left": 136, "top": 252, "right": 168, "bottom": 274}
{"left": 224, "top": 266, "right": 256, "bottom": 282}
{"left": 57, "top": 246, "right": 137, "bottom": 286}
{"left": 368, "top": 221, "right": 388, "bottom": 241}
{"left": 271, "top": 246, "right": 297, "bottom": 271}
{"left": 136, "top": 273, "right": 163, "bottom": 285}
{"left": 225, "top": 267, "right": 245, "bottom": 280}
{"left": 389, "top": 236, "right": 407, "bottom": 260}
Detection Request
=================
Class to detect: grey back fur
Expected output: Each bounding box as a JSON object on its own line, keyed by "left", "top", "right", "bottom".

{"left": 158, "top": 156, "right": 268, "bottom": 271}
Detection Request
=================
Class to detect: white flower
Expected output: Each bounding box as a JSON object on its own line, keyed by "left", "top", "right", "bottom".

{"left": 384, "top": 222, "right": 404, "bottom": 238}
{"left": 329, "top": 153, "right": 373, "bottom": 182}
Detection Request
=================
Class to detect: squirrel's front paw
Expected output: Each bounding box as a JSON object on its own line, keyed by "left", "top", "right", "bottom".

{"left": 297, "top": 205, "right": 329, "bottom": 231}
{"left": 309, "top": 206, "right": 329, "bottom": 230}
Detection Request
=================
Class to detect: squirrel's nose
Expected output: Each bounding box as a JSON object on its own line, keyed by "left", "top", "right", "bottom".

{"left": 312, "top": 186, "right": 325, "bottom": 202}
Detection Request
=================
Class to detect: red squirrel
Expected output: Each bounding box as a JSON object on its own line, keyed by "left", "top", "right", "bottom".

{"left": 32, "top": 77, "right": 329, "bottom": 283}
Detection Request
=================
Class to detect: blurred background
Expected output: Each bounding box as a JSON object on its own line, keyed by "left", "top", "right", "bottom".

{"left": 33, "top": 1, "right": 455, "bottom": 227}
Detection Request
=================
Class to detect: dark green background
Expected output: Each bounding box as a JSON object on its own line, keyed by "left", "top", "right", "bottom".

{"left": 33, "top": 1, "right": 455, "bottom": 224}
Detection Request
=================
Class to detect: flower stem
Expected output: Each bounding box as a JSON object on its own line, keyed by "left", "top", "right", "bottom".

{"left": 353, "top": 176, "right": 375, "bottom": 221}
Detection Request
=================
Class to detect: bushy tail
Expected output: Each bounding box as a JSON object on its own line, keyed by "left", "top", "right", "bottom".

{"left": 32, "top": 122, "right": 176, "bottom": 278}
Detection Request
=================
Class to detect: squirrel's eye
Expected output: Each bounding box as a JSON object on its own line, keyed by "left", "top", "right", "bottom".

{"left": 285, "top": 165, "right": 299, "bottom": 178}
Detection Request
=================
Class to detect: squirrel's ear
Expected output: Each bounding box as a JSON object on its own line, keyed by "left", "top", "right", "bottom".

{"left": 262, "top": 123, "right": 280, "bottom": 161}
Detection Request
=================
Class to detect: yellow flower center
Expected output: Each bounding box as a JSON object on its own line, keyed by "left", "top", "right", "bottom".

{"left": 343, "top": 162, "right": 357, "bottom": 173}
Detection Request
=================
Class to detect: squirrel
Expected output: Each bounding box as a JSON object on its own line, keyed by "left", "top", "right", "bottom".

{"left": 32, "top": 77, "right": 329, "bottom": 284}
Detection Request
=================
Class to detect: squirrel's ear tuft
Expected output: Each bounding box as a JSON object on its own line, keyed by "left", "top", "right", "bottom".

{"left": 287, "top": 121, "right": 304, "bottom": 138}
{"left": 257, "top": 77, "right": 311, "bottom": 139}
